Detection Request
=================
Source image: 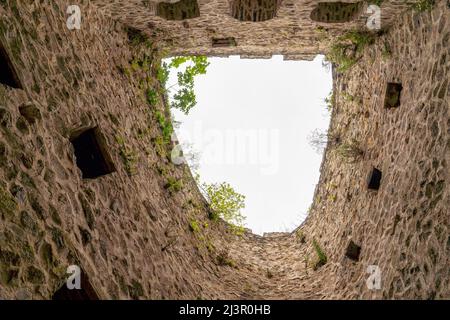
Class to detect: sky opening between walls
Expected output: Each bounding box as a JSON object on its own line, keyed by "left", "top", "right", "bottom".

{"left": 166, "top": 55, "right": 332, "bottom": 235}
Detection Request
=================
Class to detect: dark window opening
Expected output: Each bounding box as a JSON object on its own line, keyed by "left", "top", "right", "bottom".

{"left": 52, "top": 272, "right": 99, "bottom": 300}
{"left": 0, "top": 40, "right": 22, "bottom": 89}
{"left": 230, "top": 0, "right": 280, "bottom": 22}
{"left": 384, "top": 82, "right": 402, "bottom": 109}
{"left": 345, "top": 240, "right": 361, "bottom": 261}
{"left": 156, "top": 0, "right": 200, "bottom": 21}
{"left": 212, "top": 37, "right": 237, "bottom": 48}
{"left": 70, "top": 127, "right": 115, "bottom": 179}
{"left": 310, "top": 2, "right": 363, "bottom": 23}
{"left": 367, "top": 167, "right": 382, "bottom": 190}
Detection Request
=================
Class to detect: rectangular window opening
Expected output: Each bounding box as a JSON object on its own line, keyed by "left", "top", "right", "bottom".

{"left": 367, "top": 167, "right": 382, "bottom": 191}
{"left": 345, "top": 240, "right": 361, "bottom": 261}
{"left": 52, "top": 270, "right": 99, "bottom": 300}
{"left": 212, "top": 37, "right": 237, "bottom": 48}
{"left": 0, "top": 40, "right": 22, "bottom": 89}
{"left": 70, "top": 127, "right": 116, "bottom": 179}
{"left": 384, "top": 82, "right": 402, "bottom": 109}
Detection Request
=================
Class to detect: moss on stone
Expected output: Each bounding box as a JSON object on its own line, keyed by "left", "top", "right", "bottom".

{"left": 0, "top": 141, "right": 7, "bottom": 166}
{"left": 19, "top": 211, "right": 40, "bottom": 235}
{"left": 0, "top": 185, "right": 18, "bottom": 219}
{"left": 16, "top": 116, "right": 29, "bottom": 134}
{"left": 29, "top": 195, "right": 46, "bottom": 220}
{"left": 9, "top": 36, "right": 23, "bottom": 66}
{"left": 412, "top": 0, "right": 435, "bottom": 12}
{"left": 0, "top": 267, "right": 19, "bottom": 286}
{"left": 0, "top": 107, "right": 12, "bottom": 128}
{"left": 0, "top": 249, "right": 21, "bottom": 266}
{"left": 20, "top": 172, "right": 36, "bottom": 189}
{"left": 0, "top": 85, "right": 6, "bottom": 104}
{"left": 128, "top": 279, "right": 144, "bottom": 299}
{"left": 20, "top": 242, "right": 35, "bottom": 263}
{"left": 5, "top": 163, "right": 18, "bottom": 181}
{"left": 312, "top": 239, "right": 328, "bottom": 270}
{"left": 25, "top": 266, "right": 45, "bottom": 284}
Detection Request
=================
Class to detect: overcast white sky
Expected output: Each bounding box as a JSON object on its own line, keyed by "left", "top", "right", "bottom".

{"left": 169, "top": 55, "right": 332, "bottom": 235}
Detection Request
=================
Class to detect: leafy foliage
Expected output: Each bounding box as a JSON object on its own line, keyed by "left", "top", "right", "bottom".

{"left": 326, "top": 31, "right": 376, "bottom": 72}
{"left": 157, "top": 62, "right": 170, "bottom": 87}
{"left": 308, "top": 129, "right": 341, "bottom": 154}
{"left": 165, "top": 177, "right": 183, "bottom": 193}
{"left": 165, "top": 56, "right": 209, "bottom": 114}
{"left": 189, "top": 219, "right": 201, "bottom": 233}
{"left": 334, "top": 140, "right": 364, "bottom": 163}
{"left": 216, "top": 251, "right": 237, "bottom": 268}
{"left": 146, "top": 88, "right": 158, "bottom": 106}
{"left": 324, "top": 90, "right": 335, "bottom": 112}
{"left": 202, "top": 182, "right": 246, "bottom": 234}
{"left": 308, "top": 129, "right": 363, "bottom": 162}
{"left": 154, "top": 110, "right": 173, "bottom": 144}
{"left": 172, "top": 87, "right": 196, "bottom": 114}
{"left": 126, "top": 27, "right": 152, "bottom": 47}
{"left": 0, "top": 184, "right": 17, "bottom": 218}
{"left": 412, "top": 0, "right": 434, "bottom": 12}
{"left": 312, "top": 239, "right": 328, "bottom": 270}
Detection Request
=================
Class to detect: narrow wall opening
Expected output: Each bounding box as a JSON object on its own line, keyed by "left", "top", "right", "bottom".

{"left": 212, "top": 37, "right": 237, "bottom": 48}
{"left": 70, "top": 127, "right": 116, "bottom": 179}
{"left": 384, "top": 82, "right": 403, "bottom": 109}
{"left": 367, "top": 167, "right": 382, "bottom": 191}
{"left": 230, "top": 0, "right": 281, "bottom": 22}
{"left": 345, "top": 240, "right": 361, "bottom": 261}
{"left": 52, "top": 272, "right": 99, "bottom": 300}
{"left": 156, "top": 0, "right": 200, "bottom": 21}
{"left": 0, "top": 40, "right": 22, "bottom": 89}
{"left": 310, "top": 2, "right": 363, "bottom": 23}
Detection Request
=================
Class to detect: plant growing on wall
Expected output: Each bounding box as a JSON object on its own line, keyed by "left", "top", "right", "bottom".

{"left": 308, "top": 129, "right": 341, "bottom": 154}
{"left": 334, "top": 139, "right": 364, "bottom": 163}
{"left": 312, "top": 239, "right": 328, "bottom": 270}
{"left": 326, "top": 30, "right": 376, "bottom": 72}
{"left": 163, "top": 56, "right": 210, "bottom": 114}
{"left": 324, "top": 90, "right": 335, "bottom": 112}
{"left": 308, "top": 129, "right": 363, "bottom": 162}
{"left": 411, "top": 0, "right": 434, "bottom": 12}
{"left": 202, "top": 181, "right": 246, "bottom": 234}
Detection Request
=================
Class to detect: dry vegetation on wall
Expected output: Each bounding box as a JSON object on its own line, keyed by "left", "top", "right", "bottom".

{"left": 0, "top": 0, "right": 448, "bottom": 300}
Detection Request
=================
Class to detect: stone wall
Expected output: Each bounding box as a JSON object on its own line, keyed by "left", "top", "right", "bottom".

{"left": 94, "top": 0, "right": 413, "bottom": 59}
{"left": 0, "top": 0, "right": 448, "bottom": 300}
{"left": 224, "top": 0, "right": 450, "bottom": 299}
{"left": 0, "top": 0, "right": 243, "bottom": 299}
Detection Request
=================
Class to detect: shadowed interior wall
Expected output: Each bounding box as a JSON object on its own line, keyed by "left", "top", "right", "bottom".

{"left": 310, "top": 2, "right": 364, "bottom": 23}
{"left": 230, "top": 0, "right": 281, "bottom": 22}
{"left": 156, "top": 0, "right": 200, "bottom": 21}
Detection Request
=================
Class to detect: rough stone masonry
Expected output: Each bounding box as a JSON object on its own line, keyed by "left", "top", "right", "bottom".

{"left": 0, "top": 0, "right": 448, "bottom": 299}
